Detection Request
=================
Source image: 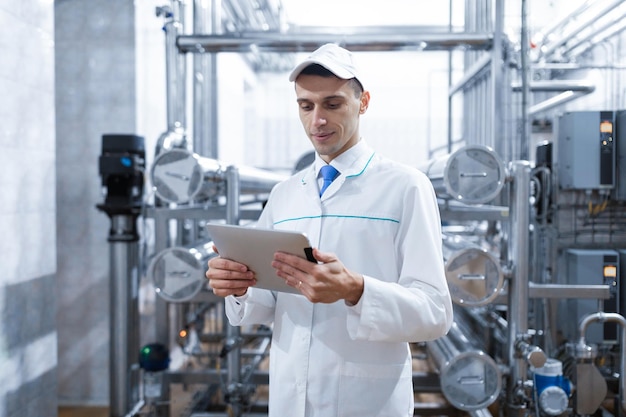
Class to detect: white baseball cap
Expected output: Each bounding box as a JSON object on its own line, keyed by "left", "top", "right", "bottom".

{"left": 288, "top": 43, "right": 363, "bottom": 89}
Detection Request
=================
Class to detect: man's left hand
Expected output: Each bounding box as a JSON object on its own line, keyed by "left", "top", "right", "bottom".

{"left": 272, "top": 248, "right": 364, "bottom": 304}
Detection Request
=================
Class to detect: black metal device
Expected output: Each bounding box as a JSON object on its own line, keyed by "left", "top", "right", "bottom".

{"left": 96, "top": 134, "right": 146, "bottom": 417}
{"left": 98, "top": 133, "right": 146, "bottom": 213}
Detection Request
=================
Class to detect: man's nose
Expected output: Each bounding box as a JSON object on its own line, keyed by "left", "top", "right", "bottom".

{"left": 312, "top": 108, "right": 327, "bottom": 126}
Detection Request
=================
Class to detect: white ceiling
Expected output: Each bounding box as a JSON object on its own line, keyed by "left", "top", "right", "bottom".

{"left": 279, "top": 0, "right": 455, "bottom": 27}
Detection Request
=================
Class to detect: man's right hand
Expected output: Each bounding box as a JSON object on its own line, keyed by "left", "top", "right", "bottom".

{"left": 206, "top": 247, "right": 256, "bottom": 297}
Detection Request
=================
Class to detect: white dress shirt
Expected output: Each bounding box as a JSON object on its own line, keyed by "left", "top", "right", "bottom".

{"left": 225, "top": 140, "right": 453, "bottom": 417}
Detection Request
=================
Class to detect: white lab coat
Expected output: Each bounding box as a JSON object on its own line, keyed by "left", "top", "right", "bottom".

{"left": 225, "top": 141, "right": 453, "bottom": 417}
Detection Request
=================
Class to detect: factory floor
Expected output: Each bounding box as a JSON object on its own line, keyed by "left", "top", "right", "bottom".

{"left": 58, "top": 345, "right": 455, "bottom": 417}
{"left": 58, "top": 406, "right": 109, "bottom": 417}
{"left": 58, "top": 382, "right": 207, "bottom": 417}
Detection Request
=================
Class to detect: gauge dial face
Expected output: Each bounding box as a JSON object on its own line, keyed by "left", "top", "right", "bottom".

{"left": 150, "top": 248, "right": 205, "bottom": 302}
{"left": 151, "top": 149, "right": 203, "bottom": 203}
{"left": 440, "top": 351, "right": 502, "bottom": 411}
{"left": 446, "top": 248, "right": 504, "bottom": 306}
{"left": 444, "top": 145, "right": 505, "bottom": 204}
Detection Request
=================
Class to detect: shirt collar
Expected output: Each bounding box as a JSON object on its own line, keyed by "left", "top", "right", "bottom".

{"left": 313, "top": 140, "right": 371, "bottom": 177}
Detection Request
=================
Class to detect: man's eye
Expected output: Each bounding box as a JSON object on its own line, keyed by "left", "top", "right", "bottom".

{"left": 300, "top": 104, "right": 312, "bottom": 111}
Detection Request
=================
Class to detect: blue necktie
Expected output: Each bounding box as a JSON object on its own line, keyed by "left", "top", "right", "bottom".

{"left": 319, "top": 165, "right": 339, "bottom": 196}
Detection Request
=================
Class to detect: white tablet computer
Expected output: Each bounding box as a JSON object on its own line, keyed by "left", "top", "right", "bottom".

{"left": 206, "top": 223, "right": 316, "bottom": 294}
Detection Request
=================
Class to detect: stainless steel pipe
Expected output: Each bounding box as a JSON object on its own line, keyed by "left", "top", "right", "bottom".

{"left": 108, "top": 214, "right": 141, "bottom": 417}
{"left": 150, "top": 148, "right": 287, "bottom": 203}
{"left": 426, "top": 320, "right": 502, "bottom": 411}
{"left": 177, "top": 31, "right": 494, "bottom": 53}
{"left": 442, "top": 233, "right": 504, "bottom": 306}
{"left": 578, "top": 312, "right": 626, "bottom": 412}
{"left": 421, "top": 144, "right": 506, "bottom": 204}
{"left": 147, "top": 240, "right": 218, "bottom": 302}
{"left": 506, "top": 161, "right": 531, "bottom": 415}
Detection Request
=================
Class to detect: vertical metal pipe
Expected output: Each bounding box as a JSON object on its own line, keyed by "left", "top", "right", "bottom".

{"left": 109, "top": 214, "right": 140, "bottom": 417}
{"left": 225, "top": 165, "right": 243, "bottom": 416}
{"left": 462, "top": 0, "right": 469, "bottom": 146}
{"left": 447, "top": 0, "right": 454, "bottom": 153}
{"left": 519, "top": 0, "right": 530, "bottom": 161}
{"left": 193, "top": 0, "right": 221, "bottom": 158}
{"left": 479, "top": 76, "right": 485, "bottom": 145}
{"left": 470, "top": 79, "right": 478, "bottom": 143}
{"left": 506, "top": 161, "right": 531, "bottom": 416}
{"left": 471, "top": 77, "right": 477, "bottom": 144}
{"left": 486, "top": 76, "right": 491, "bottom": 147}
{"left": 153, "top": 210, "right": 170, "bottom": 346}
{"left": 461, "top": 87, "right": 466, "bottom": 146}
{"left": 502, "top": 71, "right": 509, "bottom": 162}
{"left": 163, "top": 0, "right": 187, "bottom": 131}
{"left": 491, "top": 0, "right": 504, "bottom": 158}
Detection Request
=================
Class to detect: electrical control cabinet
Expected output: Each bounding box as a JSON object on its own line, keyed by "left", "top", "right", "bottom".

{"left": 558, "top": 249, "right": 619, "bottom": 344}
{"left": 556, "top": 111, "right": 616, "bottom": 190}
{"left": 616, "top": 111, "right": 626, "bottom": 201}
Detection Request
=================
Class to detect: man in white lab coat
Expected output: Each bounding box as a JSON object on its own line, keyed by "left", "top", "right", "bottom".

{"left": 206, "top": 43, "right": 453, "bottom": 417}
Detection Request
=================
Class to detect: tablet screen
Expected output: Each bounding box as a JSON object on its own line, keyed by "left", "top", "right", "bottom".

{"left": 206, "top": 223, "right": 315, "bottom": 293}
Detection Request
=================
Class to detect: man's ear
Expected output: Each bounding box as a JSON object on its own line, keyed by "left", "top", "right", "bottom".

{"left": 359, "top": 91, "right": 371, "bottom": 114}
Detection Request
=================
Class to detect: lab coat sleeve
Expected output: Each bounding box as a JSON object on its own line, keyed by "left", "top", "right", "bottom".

{"left": 346, "top": 174, "right": 453, "bottom": 343}
{"left": 223, "top": 194, "right": 278, "bottom": 327}
{"left": 224, "top": 288, "right": 277, "bottom": 326}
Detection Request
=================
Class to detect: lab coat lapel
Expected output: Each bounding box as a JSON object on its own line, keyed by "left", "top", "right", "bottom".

{"left": 299, "top": 167, "right": 321, "bottom": 200}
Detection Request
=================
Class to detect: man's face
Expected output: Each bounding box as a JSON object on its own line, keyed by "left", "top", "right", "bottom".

{"left": 295, "top": 74, "right": 370, "bottom": 163}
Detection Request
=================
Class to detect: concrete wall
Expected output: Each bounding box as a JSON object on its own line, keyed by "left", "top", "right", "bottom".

{"left": 0, "top": 0, "right": 57, "bottom": 416}
{"left": 55, "top": 0, "right": 137, "bottom": 406}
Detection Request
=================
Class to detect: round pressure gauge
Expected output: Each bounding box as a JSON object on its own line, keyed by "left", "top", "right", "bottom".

{"left": 445, "top": 247, "right": 504, "bottom": 306}
{"left": 148, "top": 244, "right": 216, "bottom": 302}
{"left": 440, "top": 351, "right": 502, "bottom": 411}
{"left": 151, "top": 149, "right": 222, "bottom": 203}
{"left": 444, "top": 145, "right": 506, "bottom": 204}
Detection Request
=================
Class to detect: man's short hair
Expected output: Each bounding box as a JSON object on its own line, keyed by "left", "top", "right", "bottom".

{"left": 299, "top": 64, "right": 364, "bottom": 97}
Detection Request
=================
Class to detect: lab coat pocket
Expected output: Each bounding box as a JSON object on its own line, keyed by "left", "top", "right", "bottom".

{"left": 337, "top": 360, "right": 413, "bottom": 417}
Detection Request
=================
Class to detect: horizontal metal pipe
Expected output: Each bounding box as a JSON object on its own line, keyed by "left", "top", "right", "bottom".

{"left": 491, "top": 283, "right": 611, "bottom": 305}
{"left": 177, "top": 31, "right": 494, "bottom": 53}
{"left": 531, "top": 63, "right": 626, "bottom": 70}
{"left": 426, "top": 323, "right": 502, "bottom": 411}
{"left": 529, "top": 282, "right": 610, "bottom": 299}
{"left": 421, "top": 144, "right": 506, "bottom": 205}
{"left": 528, "top": 90, "right": 593, "bottom": 116}
{"left": 511, "top": 80, "right": 595, "bottom": 92}
{"left": 151, "top": 149, "right": 287, "bottom": 203}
